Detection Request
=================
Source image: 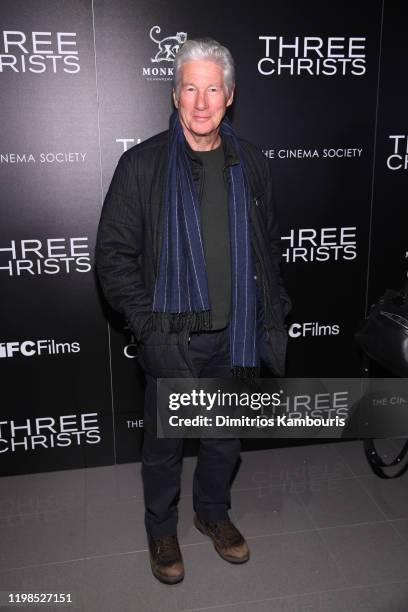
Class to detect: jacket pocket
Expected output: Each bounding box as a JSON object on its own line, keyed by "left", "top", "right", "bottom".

{"left": 265, "top": 326, "right": 288, "bottom": 377}
{"left": 138, "top": 331, "right": 193, "bottom": 378}
{"left": 269, "top": 298, "right": 287, "bottom": 332}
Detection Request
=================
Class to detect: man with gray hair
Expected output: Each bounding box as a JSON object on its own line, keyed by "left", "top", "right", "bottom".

{"left": 96, "top": 38, "right": 291, "bottom": 584}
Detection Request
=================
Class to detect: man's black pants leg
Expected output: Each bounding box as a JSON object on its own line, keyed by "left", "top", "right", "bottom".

{"left": 142, "top": 326, "right": 241, "bottom": 536}
{"left": 142, "top": 372, "right": 183, "bottom": 537}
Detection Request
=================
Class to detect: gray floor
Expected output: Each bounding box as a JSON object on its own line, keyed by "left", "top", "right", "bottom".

{"left": 1, "top": 440, "right": 408, "bottom": 611}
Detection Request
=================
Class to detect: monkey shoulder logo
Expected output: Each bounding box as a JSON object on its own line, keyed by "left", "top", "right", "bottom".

{"left": 0, "top": 31, "right": 80, "bottom": 74}
{"left": 142, "top": 25, "right": 187, "bottom": 82}
{"left": 150, "top": 26, "right": 187, "bottom": 62}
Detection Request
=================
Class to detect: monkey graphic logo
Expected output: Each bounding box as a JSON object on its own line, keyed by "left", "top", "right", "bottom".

{"left": 149, "top": 26, "right": 187, "bottom": 63}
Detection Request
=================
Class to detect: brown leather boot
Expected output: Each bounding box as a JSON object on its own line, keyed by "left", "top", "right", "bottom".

{"left": 147, "top": 534, "right": 184, "bottom": 584}
{"left": 194, "top": 514, "right": 250, "bottom": 563}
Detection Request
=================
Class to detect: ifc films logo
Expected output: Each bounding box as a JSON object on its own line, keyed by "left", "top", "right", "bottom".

{"left": 142, "top": 26, "right": 187, "bottom": 81}
{"left": 0, "top": 339, "right": 80, "bottom": 358}
{"left": 289, "top": 322, "right": 340, "bottom": 338}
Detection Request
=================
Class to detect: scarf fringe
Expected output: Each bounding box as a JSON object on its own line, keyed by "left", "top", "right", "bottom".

{"left": 150, "top": 310, "right": 212, "bottom": 334}
{"left": 231, "top": 366, "right": 260, "bottom": 380}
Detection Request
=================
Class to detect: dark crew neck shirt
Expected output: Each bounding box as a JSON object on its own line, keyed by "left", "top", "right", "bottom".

{"left": 188, "top": 142, "right": 231, "bottom": 330}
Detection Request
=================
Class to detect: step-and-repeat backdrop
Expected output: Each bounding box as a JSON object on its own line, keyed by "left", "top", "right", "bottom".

{"left": 1, "top": 0, "right": 406, "bottom": 475}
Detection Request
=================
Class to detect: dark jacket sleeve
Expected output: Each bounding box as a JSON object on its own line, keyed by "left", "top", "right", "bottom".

{"left": 95, "top": 152, "right": 153, "bottom": 339}
{"left": 262, "top": 156, "right": 292, "bottom": 318}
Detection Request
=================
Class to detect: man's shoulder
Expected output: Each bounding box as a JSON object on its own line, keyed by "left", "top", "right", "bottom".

{"left": 124, "top": 130, "right": 168, "bottom": 163}
{"left": 237, "top": 137, "right": 267, "bottom": 165}
{"left": 234, "top": 136, "right": 270, "bottom": 186}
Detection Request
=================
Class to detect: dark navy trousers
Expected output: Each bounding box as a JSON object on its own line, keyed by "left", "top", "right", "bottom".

{"left": 141, "top": 325, "right": 241, "bottom": 537}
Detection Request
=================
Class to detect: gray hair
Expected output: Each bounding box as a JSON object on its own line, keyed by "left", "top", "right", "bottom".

{"left": 173, "top": 38, "right": 235, "bottom": 99}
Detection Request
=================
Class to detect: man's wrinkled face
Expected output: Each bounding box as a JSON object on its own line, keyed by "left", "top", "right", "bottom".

{"left": 173, "top": 60, "right": 234, "bottom": 142}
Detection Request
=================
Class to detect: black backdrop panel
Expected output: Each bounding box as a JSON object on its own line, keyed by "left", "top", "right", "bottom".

{"left": 368, "top": 0, "right": 408, "bottom": 306}
{"left": 1, "top": 0, "right": 405, "bottom": 475}
{"left": 0, "top": 0, "right": 114, "bottom": 475}
{"left": 229, "top": 0, "right": 382, "bottom": 377}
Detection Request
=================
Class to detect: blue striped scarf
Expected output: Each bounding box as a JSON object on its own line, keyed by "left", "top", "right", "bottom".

{"left": 152, "top": 111, "right": 258, "bottom": 377}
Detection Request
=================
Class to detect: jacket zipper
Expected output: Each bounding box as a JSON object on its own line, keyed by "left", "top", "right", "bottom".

{"left": 199, "top": 165, "right": 205, "bottom": 202}
{"left": 179, "top": 332, "right": 196, "bottom": 376}
{"left": 251, "top": 195, "right": 272, "bottom": 325}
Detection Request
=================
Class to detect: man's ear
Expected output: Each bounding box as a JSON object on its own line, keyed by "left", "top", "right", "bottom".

{"left": 226, "top": 86, "right": 235, "bottom": 108}
{"left": 172, "top": 89, "right": 178, "bottom": 108}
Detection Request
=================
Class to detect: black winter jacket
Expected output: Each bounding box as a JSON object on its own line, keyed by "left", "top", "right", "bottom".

{"left": 95, "top": 130, "right": 291, "bottom": 377}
